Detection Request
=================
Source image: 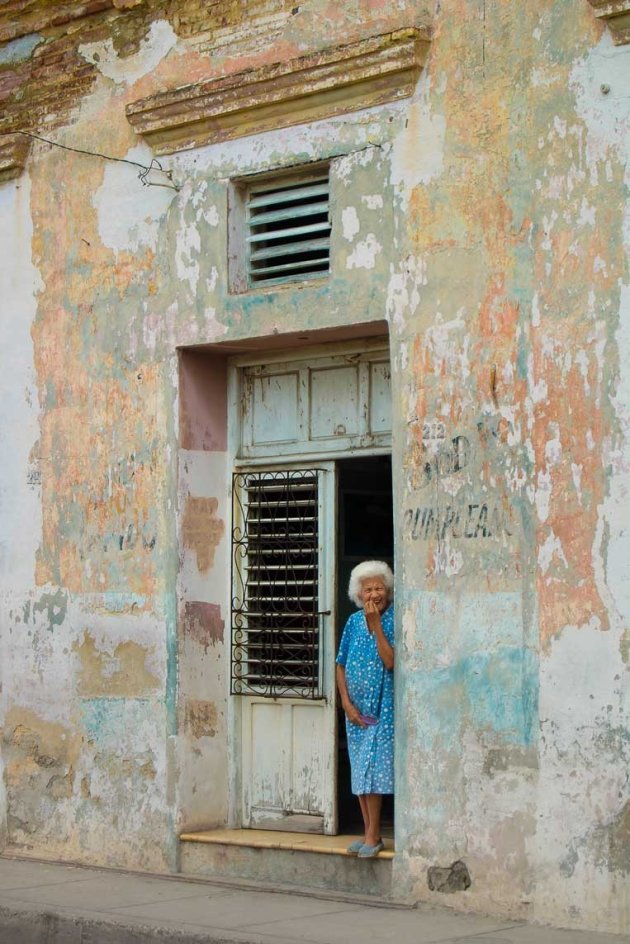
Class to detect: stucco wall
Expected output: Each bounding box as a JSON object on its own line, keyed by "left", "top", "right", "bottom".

{"left": 0, "top": 0, "right": 628, "bottom": 934}
{"left": 389, "top": 4, "right": 629, "bottom": 931}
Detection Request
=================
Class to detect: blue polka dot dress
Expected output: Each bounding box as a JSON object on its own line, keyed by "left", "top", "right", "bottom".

{"left": 336, "top": 604, "right": 394, "bottom": 796}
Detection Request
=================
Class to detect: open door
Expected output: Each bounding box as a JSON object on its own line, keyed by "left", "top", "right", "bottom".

{"left": 232, "top": 464, "right": 338, "bottom": 834}
{"left": 228, "top": 339, "right": 392, "bottom": 835}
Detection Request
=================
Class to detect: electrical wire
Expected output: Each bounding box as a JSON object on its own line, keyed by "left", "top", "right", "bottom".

{"left": 3, "top": 129, "right": 180, "bottom": 191}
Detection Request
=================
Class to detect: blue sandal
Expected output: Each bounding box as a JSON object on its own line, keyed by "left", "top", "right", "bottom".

{"left": 358, "top": 840, "right": 384, "bottom": 858}
{"left": 346, "top": 839, "right": 365, "bottom": 855}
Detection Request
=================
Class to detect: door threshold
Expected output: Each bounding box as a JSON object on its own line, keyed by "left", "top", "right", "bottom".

{"left": 179, "top": 827, "right": 394, "bottom": 859}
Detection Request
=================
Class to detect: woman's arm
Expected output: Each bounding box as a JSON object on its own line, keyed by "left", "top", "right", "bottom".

{"left": 364, "top": 601, "right": 394, "bottom": 670}
{"left": 336, "top": 664, "right": 367, "bottom": 726}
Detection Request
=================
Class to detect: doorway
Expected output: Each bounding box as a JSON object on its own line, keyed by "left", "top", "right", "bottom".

{"left": 336, "top": 454, "right": 394, "bottom": 835}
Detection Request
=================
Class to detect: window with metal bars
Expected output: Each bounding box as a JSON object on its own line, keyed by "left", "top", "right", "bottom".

{"left": 243, "top": 169, "right": 331, "bottom": 288}
{"left": 231, "top": 470, "right": 323, "bottom": 698}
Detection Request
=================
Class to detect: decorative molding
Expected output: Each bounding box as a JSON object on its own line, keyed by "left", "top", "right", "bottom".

{"left": 0, "top": 132, "right": 32, "bottom": 182}
{"left": 0, "top": 1, "right": 114, "bottom": 44}
{"left": 587, "top": 1, "right": 630, "bottom": 44}
{"left": 126, "top": 28, "right": 430, "bottom": 155}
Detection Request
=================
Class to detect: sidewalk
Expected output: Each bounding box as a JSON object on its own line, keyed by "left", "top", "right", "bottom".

{"left": 0, "top": 856, "right": 627, "bottom": 944}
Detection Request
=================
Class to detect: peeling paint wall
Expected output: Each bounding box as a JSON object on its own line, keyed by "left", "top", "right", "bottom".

{"left": 388, "top": 2, "right": 629, "bottom": 933}
{"left": 0, "top": 0, "right": 628, "bottom": 934}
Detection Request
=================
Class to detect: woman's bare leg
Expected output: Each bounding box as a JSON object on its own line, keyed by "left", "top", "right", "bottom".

{"left": 364, "top": 794, "right": 383, "bottom": 846}
{"left": 357, "top": 794, "right": 370, "bottom": 841}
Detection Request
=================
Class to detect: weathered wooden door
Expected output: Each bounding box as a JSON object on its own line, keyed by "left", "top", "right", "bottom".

{"left": 229, "top": 341, "right": 391, "bottom": 834}
{"left": 232, "top": 465, "right": 337, "bottom": 833}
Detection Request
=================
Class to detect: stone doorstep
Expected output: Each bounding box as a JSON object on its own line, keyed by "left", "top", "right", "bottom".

{"left": 179, "top": 828, "right": 395, "bottom": 859}
{"left": 179, "top": 829, "right": 395, "bottom": 901}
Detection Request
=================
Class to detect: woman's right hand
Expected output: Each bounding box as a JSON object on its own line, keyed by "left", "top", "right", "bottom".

{"left": 344, "top": 702, "right": 367, "bottom": 727}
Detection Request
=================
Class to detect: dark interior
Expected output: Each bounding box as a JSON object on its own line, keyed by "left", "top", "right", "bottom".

{"left": 336, "top": 454, "right": 394, "bottom": 836}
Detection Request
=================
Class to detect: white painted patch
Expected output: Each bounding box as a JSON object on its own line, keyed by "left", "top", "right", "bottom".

{"left": 538, "top": 530, "right": 568, "bottom": 574}
{"left": 432, "top": 541, "right": 464, "bottom": 577}
{"left": 545, "top": 423, "right": 562, "bottom": 467}
{"left": 207, "top": 267, "right": 219, "bottom": 293}
{"left": 346, "top": 233, "right": 382, "bottom": 270}
{"left": 341, "top": 206, "right": 360, "bottom": 242}
{"left": 0, "top": 174, "right": 43, "bottom": 592}
{"left": 204, "top": 205, "right": 220, "bottom": 227}
{"left": 534, "top": 620, "right": 629, "bottom": 931}
{"left": 574, "top": 348, "right": 590, "bottom": 393}
{"left": 390, "top": 82, "right": 446, "bottom": 208}
{"left": 535, "top": 468, "right": 552, "bottom": 522}
{"left": 570, "top": 32, "right": 630, "bottom": 175}
{"left": 386, "top": 256, "right": 427, "bottom": 332}
{"left": 553, "top": 116, "right": 567, "bottom": 139}
{"left": 532, "top": 292, "right": 541, "bottom": 327}
{"left": 334, "top": 146, "right": 379, "bottom": 183}
{"left": 175, "top": 216, "right": 201, "bottom": 294}
{"left": 92, "top": 144, "right": 175, "bottom": 256}
{"left": 361, "top": 194, "right": 383, "bottom": 210}
{"left": 78, "top": 20, "right": 177, "bottom": 86}
{"left": 527, "top": 351, "right": 548, "bottom": 404}
{"left": 571, "top": 462, "right": 583, "bottom": 504}
{"left": 578, "top": 197, "right": 596, "bottom": 227}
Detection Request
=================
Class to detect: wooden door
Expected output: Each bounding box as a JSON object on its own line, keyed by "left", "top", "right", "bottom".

{"left": 231, "top": 465, "right": 337, "bottom": 833}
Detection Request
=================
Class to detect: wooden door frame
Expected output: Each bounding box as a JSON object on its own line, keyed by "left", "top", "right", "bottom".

{"left": 226, "top": 341, "right": 392, "bottom": 833}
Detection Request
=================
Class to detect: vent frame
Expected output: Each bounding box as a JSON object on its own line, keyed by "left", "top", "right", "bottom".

{"left": 229, "top": 163, "right": 332, "bottom": 293}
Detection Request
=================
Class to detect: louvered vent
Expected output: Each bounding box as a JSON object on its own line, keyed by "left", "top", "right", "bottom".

{"left": 231, "top": 470, "right": 322, "bottom": 697}
{"left": 246, "top": 172, "right": 331, "bottom": 287}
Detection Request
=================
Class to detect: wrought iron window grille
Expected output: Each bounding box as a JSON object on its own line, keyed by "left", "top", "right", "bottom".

{"left": 231, "top": 469, "right": 326, "bottom": 698}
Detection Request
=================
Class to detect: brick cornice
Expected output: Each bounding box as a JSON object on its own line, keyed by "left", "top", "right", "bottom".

{"left": 0, "top": 132, "right": 31, "bottom": 182}
{"left": 587, "top": 0, "right": 630, "bottom": 44}
{"left": 126, "top": 28, "right": 430, "bottom": 155}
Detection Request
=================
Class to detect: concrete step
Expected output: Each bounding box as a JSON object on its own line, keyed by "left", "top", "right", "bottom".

{"left": 179, "top": 829, "right": 394, "bottom": 899}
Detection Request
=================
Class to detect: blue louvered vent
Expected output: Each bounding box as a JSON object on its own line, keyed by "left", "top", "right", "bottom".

{"left": 247, "top": 172, "right": 331, "bottom": 287}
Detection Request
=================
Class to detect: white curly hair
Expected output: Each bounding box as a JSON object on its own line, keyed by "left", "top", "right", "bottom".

{"left": 348, "top": 560, "right": 394, "bottom": 608}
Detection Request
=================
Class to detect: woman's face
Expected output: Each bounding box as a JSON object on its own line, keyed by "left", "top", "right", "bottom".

{"left": 359, "top": 576, "right": 388, "bottom": 613}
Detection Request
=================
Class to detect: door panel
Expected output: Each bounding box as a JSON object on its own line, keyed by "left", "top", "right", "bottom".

{"left": 238, "top": 345, "right": 391, "bottom": 459}
{"left": 243, "top": 699, "right": 329, "bottom": 832}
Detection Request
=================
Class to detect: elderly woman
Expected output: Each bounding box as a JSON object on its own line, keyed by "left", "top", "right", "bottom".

{"left": 336, "top": 560, "right": 394, "bottom": 858}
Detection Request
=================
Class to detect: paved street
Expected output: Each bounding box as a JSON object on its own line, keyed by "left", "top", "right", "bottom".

{"left": 0, "top": 856, "right": 627, "bottom": 944}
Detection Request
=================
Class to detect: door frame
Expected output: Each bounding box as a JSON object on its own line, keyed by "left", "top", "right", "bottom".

{"left": 226, "top": 341, "right": 392, "bottom": 834}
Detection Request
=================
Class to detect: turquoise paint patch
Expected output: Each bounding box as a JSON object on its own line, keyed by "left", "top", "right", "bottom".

{"left": 163, "top": 591, "right": 178, "bottom": 738}
{"left": 466, "top": 647, "right": 538, "bottom": 746}
{"left": 459, "top": 592, "right": 524, "bottom": 651}
{"left": 403, "top": 646, "right": 539, "bottom": 751}
{"left": 0, "top": 34, "right": 43, "bottom": 67}
{"left": 80, "top": 697, "right": 128, "bottom": 743}
{"left": 79, "top": 696, "right": 159, "bottom": 746}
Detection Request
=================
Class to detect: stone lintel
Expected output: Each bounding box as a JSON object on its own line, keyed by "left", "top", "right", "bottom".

{"left": 126, "top": 28, "right": 430, "bottom": 155}
{"left": 0, "top": 132, "right": 32, "bottom": 182}
{"left": 587, "top": 0, "right": 630, "bottom": 44}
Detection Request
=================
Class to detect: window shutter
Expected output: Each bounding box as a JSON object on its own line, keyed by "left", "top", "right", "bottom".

{"left": 231, "top": 469, "right": 323, "bottom": 697}
{"left": 246, "top": 173, "right": 331, "bottom": 287}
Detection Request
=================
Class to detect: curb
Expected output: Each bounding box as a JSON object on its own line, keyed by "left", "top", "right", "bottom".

{"left": 0, "top": 903, "right": 253, "bottom": 944}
